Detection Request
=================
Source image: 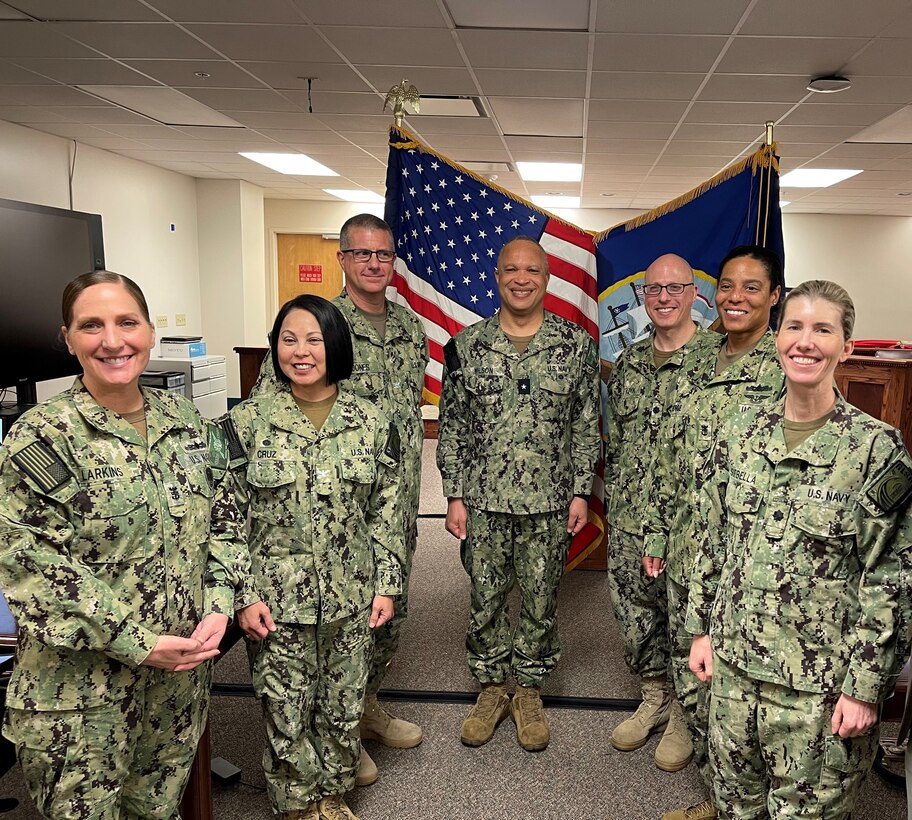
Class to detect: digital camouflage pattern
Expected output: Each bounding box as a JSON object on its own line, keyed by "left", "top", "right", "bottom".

{"left": 332, "top": 290, "right": 428, "bottom": 694}
{"left": 249, "top": 611, "right": 372, "bottom": 813}
{"left": 643, "top": 330, "right": 783, "bottom": 783}
{"left": 437, "top": 312, "right": 600, "bottom": 512}
{"left": 685, "top": 394, "right": 912, "bottom": 703}
{"left": 0, "top": 380, "right": 246, "bottom": 816}
{"left": 226, "top": 385, "right": 404, "bottom": 810}
{"left": 6, "top": 665, "right": 209, "bottom": 819}
{"left": 462, "top": 508, "right": 568, "bottom": 687}
{"left": 225, "top": 387, "right": 405, "bottom": 623}
{"left": 249, "top": 290, "right": 428, "bottom": 694}
{"left": 602, "top": 326, "right": 712, "bottom": 679}
{"left": 437, "top": 312, "right": 599, "bottom": 686}
{"left": 710, "top": 652, "right": 881, "bottom": 819}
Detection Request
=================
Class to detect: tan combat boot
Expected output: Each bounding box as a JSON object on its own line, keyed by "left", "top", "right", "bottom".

{"left": 460, "top": 683, "right": 510, "bottom": 746}
{"left": 282, "top": 803, "right": 320, "bottom": 820}
{"left": 360, "top": 693, "right": 423, "bottom": 748}
{"left": 610, "top": 676, "right": 671, "bottom": 751}
{"left": 510, "top": 685, "right": 550, "bottom": 751}
{"left": 661, "top": 799, "right": 717, "bottom": 820}
{"left": 654, "top": 697, "right": 694, "bottom": 772}
{"left": 318, "top": 794, "right": 360, "bottom": 820}
{"left": 354, "top": 745, "right": 377, "bottom": 787}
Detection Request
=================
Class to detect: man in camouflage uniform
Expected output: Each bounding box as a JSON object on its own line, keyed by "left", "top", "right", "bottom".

{"left": 0, "top": 379, "right": 245, "bottom": 818}
{"left": 686, "top": 393, "right": 912, "bottom": 818}
{"left": 604, "top": 254, "right": 710, "bottom": 773}
{"left": 225, "top": 376, "right": 405, "bottom": 819}
{"left": 642, "top": 245, "right": 784, "bottom": 820}
{"left": 437, "top": 236, "right": 600, "bottom": 751}
{"left": 250, "top": 214, "right": 428, "bottom": 784}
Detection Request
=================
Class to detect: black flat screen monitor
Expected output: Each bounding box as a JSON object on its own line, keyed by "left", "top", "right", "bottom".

{"left": 0, "top": 198, "right": 105, "bottom": 402}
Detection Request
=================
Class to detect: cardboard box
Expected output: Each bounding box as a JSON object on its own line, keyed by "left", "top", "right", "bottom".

{"left": 160, "top": 341, "right": 207, "bottom": 358}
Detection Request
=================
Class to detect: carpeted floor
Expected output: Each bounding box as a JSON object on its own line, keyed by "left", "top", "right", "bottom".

{"left": 0, "top": 441, "right": 906, "bottom": 818}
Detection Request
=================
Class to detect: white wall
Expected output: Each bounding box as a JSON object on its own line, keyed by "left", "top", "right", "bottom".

{"left": 782, "top": 213, "right": 912, "bottom": 340}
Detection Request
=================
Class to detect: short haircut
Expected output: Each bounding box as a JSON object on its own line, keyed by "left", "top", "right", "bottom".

{"left": 718, "top": 245, "right": 783, "bottom": 293}
{"left": 62, "top": 270, "right": 151, "bottom": 328}
{"left": 270, "top": 295, "right": 354, "bottom": 386}
{"left": 339, "top": 213, "right": 394, "bottom": 249}
{"left": 778, "top": 279, "right": 855, "bottom": 340}
{"left": 496, "top": 235, "right": 549, "bottom": 274}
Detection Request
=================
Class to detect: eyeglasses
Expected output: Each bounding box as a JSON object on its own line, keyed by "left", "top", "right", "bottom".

{"left": 340, "top": 248, "right": 396, "bottom": 263}
{"left": 642, "top": 282, "right": 694, "bottom": 297}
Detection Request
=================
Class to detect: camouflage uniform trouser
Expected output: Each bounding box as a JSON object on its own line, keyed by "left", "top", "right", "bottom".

{"left": 605, "top": 525, "right": 669, "bottom": 679}
{"left": 710, "top": 653, "right": 880, "bottom": 819}
{"left": 249, "top": 610, "right": 372, "bottom": 813}
{"left": 4, "top": 665, "right": 209, "bottom": 819}
{"left": 462, "top": 507, "right": 569, "bottom": 688}
{"left": 667, "top": 574, "right": 711, "bottom": 786}
{"left": 366, "top": 466, "right": 419, "bottom": 697}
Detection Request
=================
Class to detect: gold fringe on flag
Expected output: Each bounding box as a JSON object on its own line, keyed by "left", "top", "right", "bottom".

{"left": 594, "top": 143, "right": 780, "bottom": 241}
{"left": 389, "top": 125, "right": 599, "bottom": 237}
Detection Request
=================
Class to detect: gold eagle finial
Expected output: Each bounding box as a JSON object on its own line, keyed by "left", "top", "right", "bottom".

{"left": 384, "top": 79, "right": 420, "bottom": 127}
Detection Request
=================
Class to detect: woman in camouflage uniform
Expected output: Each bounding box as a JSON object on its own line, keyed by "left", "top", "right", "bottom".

{"left": 0, "top": 271, "right": 244, "bottom": 818}
{"left": 226, "top": 295, "right": 404, "bottom": 820}
{"left": 688, "top": 280, "right": 912, "bottom": 818}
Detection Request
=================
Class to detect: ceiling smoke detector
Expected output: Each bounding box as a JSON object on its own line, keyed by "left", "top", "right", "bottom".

{"left": 806, "top": 75, "right": 851, "bottom": 94}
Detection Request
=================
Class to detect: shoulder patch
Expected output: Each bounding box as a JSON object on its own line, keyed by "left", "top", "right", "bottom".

{"left": 217, "top": 417, "right": 246, "bottom": 464}
{"left": 867, "top": 458, "right": 912, "bottom": 513}
{"left": 385, "top": 422, "right": 401, "bottom": 464}
{"left": 206, "top": 423, "right": 229, "bottom": 471}
{"left": 443, "top": 338, "right": 461, "bottom": 375}
{"left": 11, "top": 439, "right": 73, "bottom": 494}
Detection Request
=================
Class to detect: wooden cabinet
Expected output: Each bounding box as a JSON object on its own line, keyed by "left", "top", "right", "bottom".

{"left": 234, "top": 346, "right": 269, "bottom": 400}
{"left": 834, "top": 355, "right": 912, "bottom": 452}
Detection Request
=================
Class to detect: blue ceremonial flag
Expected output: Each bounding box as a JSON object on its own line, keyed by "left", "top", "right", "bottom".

{"left": 595, "top": 145, "right": 783, "bottom": 362}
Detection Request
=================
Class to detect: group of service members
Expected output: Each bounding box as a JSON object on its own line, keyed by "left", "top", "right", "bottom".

{"left": 0, "top": 215, "right": 907, "bottom": 820}
{"left": 604, "top": 246, "right": 912, "bottom": 820}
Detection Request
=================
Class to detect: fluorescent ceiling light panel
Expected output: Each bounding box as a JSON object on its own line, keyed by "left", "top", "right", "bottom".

{"left": 323, "top": 189, "right": 384, "bottom": 203}
{"left": 531, "top": 195, "right": 581, "bottom": 209}
{"left": 240, "top": 153, "right": 338, "bottom": 176}
{"left": 517, "top": 162, "right": 582, "bottom": 182}
{"left": 77, "top": 85, "right": 242, "bottom": 127}
{"left": 780, "top": 200, "right": 791, "bottom": 207}
{"left": 445, "top": 0, "right": 589, "bottom": 29}
{"left": 419, "top": 96, "right": 483, "bottom": 117}
{"left": 850, "top": 105, "right": 912, "bottom": 144}
{"left": 779, "top": 169, "right": 861, "bottom": 188}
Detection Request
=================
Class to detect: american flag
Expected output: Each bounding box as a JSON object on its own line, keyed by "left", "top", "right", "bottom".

{"left": 384, "top": 126, "right": 603, "bottom": 569}
{"left": 384, "top": 126, "right": 599, "bottom": 401}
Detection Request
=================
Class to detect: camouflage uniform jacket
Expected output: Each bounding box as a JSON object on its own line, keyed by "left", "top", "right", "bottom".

{"left": 437, "top": 312, "right": 600, "bottom": 514}
{"left": 604, "top": 325, "right": 712, "bottom": 535}
{"left": 225, "top": 387, "right": 405, "bottom": 625}
{"left": 643, "top": 331, "right": 784, "bottom": 584}
{"left": 332, "top": 290, "right": 429, "bottom": 484}
{"left": 0, "top": 380, "right": 246, "bottom": 710}
{"left": 684, "top": 395, "right": 912, "bottom": 704}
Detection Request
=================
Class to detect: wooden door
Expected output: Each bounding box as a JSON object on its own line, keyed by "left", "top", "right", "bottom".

{"left": 277, "top": 234, "right": 344, "bottom": 306}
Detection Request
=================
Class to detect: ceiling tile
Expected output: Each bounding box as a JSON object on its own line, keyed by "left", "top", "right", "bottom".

{"left": 149, "top": 0, "right": 307, "bottom": 24}
{"left": 475, "top": 69, "right": 586, "bottom": 98}
{"left": 686, "top": 100, "right": 793, "bottom": 124}
{"left": 675, "top": 123, "right": 767, "bottom": 142}
{"left": 699, "top": 74, "right": 808, "bottom": 103}
{"left": 296, "top": 0, "right": 447, "bottom": 27}
{"left": 239, "top": 61, "right": 367, "bottom": 93}
{"left": 593, "top": 34, "right": 725, "bottom": 72}
{"left": 10, "top": 1, "right": 162, "bottom": 21}
{"left": 0, "top": 20, "right": 99, "bottom": 57}
{"left": 489, "top": 97, "right": 584, "bottom": 137}
{"left": 458, "top": 30, "right": 590, "bottom": 70}
{"left": 844, "top": 38, "right": 912, "bottom": 76}
{"left": 717, "top": 36, "right": 866, "bottom": 74}
{"left": 740, "top": 0, "right": 910, "bottom": 37}
{"left": 590, "top": 72, "right": 704, "bottom": 101}
{"left": 594, "top": 0, "right": 752, "bottom": 34}
{"left": 355, "top": 66, "right": 473, "bottom": 97}
{"left": 323, "top": 27, "right": 463, "bottom": 67}
{"left": 586, "top": 121, "right": 675, "bottom": 140}
{"left": 0, "top": 59, "right": 57, "bottom": 83}
{"left": 589, "top": 99, "right": 688, "bottom": 122}
{"left": 184, "top": 23, "right": 339, "bottom": 63}
{"left": 180, "top": 87, "right": 301, "bottom": 112}
{"left": 10, "top": 57, "right": 154, "bottom": 85}
{"left": 50, "top": 22, "right": 220, "bottom": 59}
{"left": 125, "top": 59, "right": 266, "bottom": 89}
{"left": 0, "top": 83, "right": 97, "bottom": 104}
{"left": 783, "top": 102, "right": 902, "bottom": 127}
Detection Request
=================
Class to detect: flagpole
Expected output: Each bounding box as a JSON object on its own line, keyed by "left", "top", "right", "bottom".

{"left": 756, "top": 121, "right": 776, "bottom": 247}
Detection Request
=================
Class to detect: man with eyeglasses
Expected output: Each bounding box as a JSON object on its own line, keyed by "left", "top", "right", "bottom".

{"left": 604, "top": 253, "right": 712, "bottom": 774}
{"left": 332, "top": 213, "right": 429, "bottom": 786}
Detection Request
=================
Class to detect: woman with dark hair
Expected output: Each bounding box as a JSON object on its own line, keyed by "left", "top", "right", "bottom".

{"left": 225, "top": 295, "right": 404, "bottom": 820}
{"left": 0, "top": 270, "right": 245, "bottom": 817}
{"left": 688, "top": 280, "right": 912, "bottom": 818}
